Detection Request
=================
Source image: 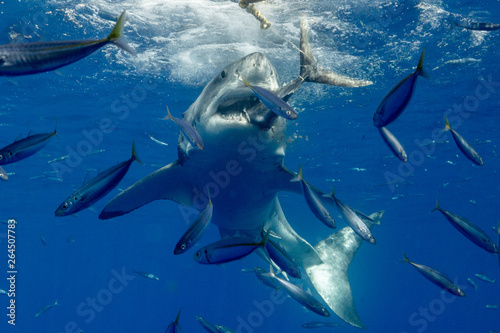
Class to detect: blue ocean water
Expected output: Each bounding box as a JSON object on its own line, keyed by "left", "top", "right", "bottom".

{"left": 0, "top": 0, "right": 499, "bottom": 332}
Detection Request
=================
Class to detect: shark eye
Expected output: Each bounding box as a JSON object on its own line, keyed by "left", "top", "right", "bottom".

{"left": 220, "top": 70, "right": 226, "bottom": 79}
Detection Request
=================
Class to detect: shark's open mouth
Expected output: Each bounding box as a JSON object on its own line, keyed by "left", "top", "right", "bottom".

{"left": 215, "top": 95, "right": 260, "bottom": 123}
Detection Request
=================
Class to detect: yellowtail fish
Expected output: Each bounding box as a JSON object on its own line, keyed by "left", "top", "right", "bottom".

{"left": 241, "top": 75, "right": 298, "bottom": 120}
{"left": 467, "top": 277, "right": 478, "bottom": 291}
{"left": 301, "top": 322, "right": 342, "bottom": 328}
{"left": 174, "top": 190, "right": 213, "bottom": 255}
{"left": 194, "top": 232, "right": 269, "bottom": 265}
{"left": 133, "top": 269, "right": 159, "bottom": 280}
{"left": 0, "top": 123, "right": 57, "bottom": 165}
{"left": 444, "top": 116, "right": 483, "bottom": 165}
{"left": 242, "top": 266, "right": 279, "bottom": 290}
{"left": 432, "top": 195, "right": 497, "bottom": 253}
{"left": 378, "top": 126, "right": 407, "bottom": 162}
{"left": 402, "top": 253, "right": 466, "bottom": 297}
{"left": 454, "top": 21, "right": 500, "bottom": 31}
{"left": 165, "top": 309, "right": 182, "bottom": 333}
{"left": 264, "top": 266, "right": 330, "bottom": 317}
{"left": 56, "top": 142, "right": 142, "bottom": 217}
{"left": 264, "top": 233, "right": 301, "bottom": 278}
{"left": 164, "top": 106, "right": 203, "bottom": 151}
{"left": 0, "top": 165, "right": 7, "bottom": 180}
{"left": 373, "top": 49, "right": 428, "bottom": 128}
{"left": 0, "top": 11, "right": 134, "bottom": 76}
{"left": 291, "top": 165, "right": 336, "bottom": 229}
{"left": 474, "top": 273, "right": 495, "bottom": 283}
{"left": 196, "top": 316, "right": 235, "bottom": 333}
{"left": 323, "top": 189, "right": 375, "bottom": 244}
{"left": 34, "top": 300, "right": 59, "bottom": 318}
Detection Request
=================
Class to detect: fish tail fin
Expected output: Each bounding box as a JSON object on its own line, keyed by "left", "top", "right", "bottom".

{"left": 131, "top": 141, "right": 144, "bottom": 165}
{"left": 431, "top": 193, "right": 441, "bottom": 212}
{"left": 241, "top": 74, "right": 251, "bottom": 87}
{"left": 322, "top": 187, "right": 335, "bottom": 199}
{"left": 417, "top": 49, "right": 430, "bottom": 79}
{"left": 107, "top": 11, "right": 135, "bottom": 55}
{"left": 174, "top": 308, "right": 182, "bottom": 325}
{"left": 53, "top": 118, "right": 58, "bottom": 137}
{"left": 290, "top": 165, "right": 303, "bottom": 182}
{"left": 164, "top": 105, "right": 174, "bottom": 121}
{"left": 299, "top": 20, "right": 372, "bottom": 87}
{"left": 401, "top": 252, "right": 411, "bottom": 264}
{"left": 444, "top": 115, "right": 451, "bottom": 131}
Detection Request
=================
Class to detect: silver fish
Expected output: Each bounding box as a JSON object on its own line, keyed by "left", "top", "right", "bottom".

{"left": 444, "top": 116, "right": 483, "bottom": 165}
{"left": 323, "top": 189, "right": 375, "bottom": 244}
{"left": 432, "top": 195, "right": 497, "bottom": 253}
{"left": 133, "top": 269, "right": 159, "bottom": 281}
{"left": 196, "top": 316, "right": 235, "bottom": 333}
{"left": 0, "top": 165, "right": 7, "bottom": 180}
{"left": 165, "top": 309, "right": 182, "bottom": 333}
{"left": 291, "top": 165, "right": 336, "bottom": 229}
{"left": 474, "top": 273, "right": 495, "bottom": 283}
{"left": 301, "top": 322, "right": 342, "bottom": 328}
{"left": 56, "top": 142, "right": 142, "bottom": 217}
{"left": 373, "top": 49, "right": 427, "bottom": 128}
{"left": 485, "top": 304, "right": 499, "bottom": 309}
{"left": 264, "top": 266, "right": 330, "bottom": 317}
{"left": 0, "top": 11, "right": 134, "bottom": 76}
{"left": 262, "top": 230, "right": 301, "bottom": 278}
{"left": 40, "top": 235, "right": 47, "bottom": 246}
{"left": 174, "top": 191, "right": 213, "bottom": 255}
{"left": 34, "top": 300, "right": 59, "bottom": 318}
{"left": 378, "top": 126, "right": 407, "bottom": 162}
{"left": 242, "top": 75, "right": 298, "bottom": 120}
{"left": 194, "top": 232, "right": 269, "bottom": 265}
{"left": 242, "top": 266, "right": 279, "bottom": 290}
{"left": 0, "top": 123, "right": 57, "bottom": 165}
{"left": 402, "top": 253, "right": 466, "bottom": 297}
{"left": 0, "top": 289, "right": 7, "bottom": 295}
{"left": 165, "top": 106, "right": 203, "bottom": 151}
{"left": 467, "top": 277, "right": 478, "bottom": 290}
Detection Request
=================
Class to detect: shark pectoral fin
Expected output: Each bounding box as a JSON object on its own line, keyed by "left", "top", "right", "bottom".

{"left": 305, "top": 211, "right": 383, "bottom": 328}
{"left": 299, "top": 19, "right": 372, "bottom": 88}
{"left": 99, "top": 160, "right": 193, "bottom": 219}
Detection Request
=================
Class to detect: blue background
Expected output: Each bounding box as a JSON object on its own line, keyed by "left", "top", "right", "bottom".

{"left": 0, "top": 0, "right": 498, "bottom": 332}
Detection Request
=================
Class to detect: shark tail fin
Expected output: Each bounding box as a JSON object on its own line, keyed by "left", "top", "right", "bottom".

{"left": 107, "top": 11, "right": 135, "bottom": 55}
{"left": 299, "top": 20, "right": 372, "bottom": 87}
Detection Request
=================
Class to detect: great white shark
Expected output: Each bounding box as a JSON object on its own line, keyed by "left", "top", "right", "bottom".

{"left": 99, "top": 20, "right": 382, "bottom": 329}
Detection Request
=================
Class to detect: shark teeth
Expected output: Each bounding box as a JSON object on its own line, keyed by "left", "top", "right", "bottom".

{"left": 216, "top": 96, "right": 259, "bottom": 122}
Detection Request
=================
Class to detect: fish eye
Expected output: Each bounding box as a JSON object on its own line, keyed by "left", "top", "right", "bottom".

{"left": 62, "top": 203, "right": 68, "bottom": 210}
{"left": 73, "top": 196, "right": 78, "bottom": 201}
{"left": 286, "top": 111, "right": 291, "bottom": 115}
{"left": 181, "top": 244, "right": 186, "bottom": 250}
{"left": 220, "top": 70, "right": 226, "bottom": 79}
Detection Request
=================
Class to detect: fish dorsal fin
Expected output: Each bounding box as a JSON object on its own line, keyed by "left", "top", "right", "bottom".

{"left": 13, "top": 133, "right": 24, "bottom": 142}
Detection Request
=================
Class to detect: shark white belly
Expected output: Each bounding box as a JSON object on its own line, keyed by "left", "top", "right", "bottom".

{"left": 99, "top": 20, "right": 379, "bottom": 329}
